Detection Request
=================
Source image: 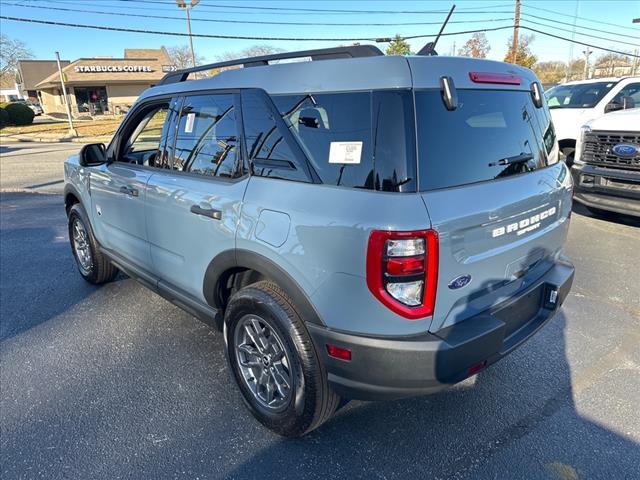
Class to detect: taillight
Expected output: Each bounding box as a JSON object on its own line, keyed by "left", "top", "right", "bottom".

{"left": 366, "top": 229, "right": 438, "bottom": 320}
{"left": 468, "top": 71, "right": 521, "bottom": 85}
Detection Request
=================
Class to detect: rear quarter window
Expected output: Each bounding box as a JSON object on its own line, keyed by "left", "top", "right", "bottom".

{"left": 271, "top": 90, "right": 416, "bottom": 192}
{"left": 416, "top": 89, "right": 555, "bottom": 191}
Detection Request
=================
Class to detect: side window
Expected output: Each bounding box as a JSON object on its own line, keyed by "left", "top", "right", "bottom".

{"left": 612, "top": 83, "right": 640, "bottom": 108}
{"left": 120, "top": 102, "right": 170, "bottom": 166}
{"left": 172, "top": 94, "right": 240, "bottom": 178}
{"left": 240, "top": 90, "right": 310, "bottom": 182}
{"left": 268, "top": 91, "right": 416, "bottom": 192}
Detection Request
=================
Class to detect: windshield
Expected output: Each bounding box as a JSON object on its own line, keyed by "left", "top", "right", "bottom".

{"left": 416, "top": 89, "right": 557, "bottom": 191}
{"left": 545, "top": 81, "right": 617, "bottom": 109}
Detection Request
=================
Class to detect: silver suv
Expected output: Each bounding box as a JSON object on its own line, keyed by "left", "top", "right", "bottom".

{"left": 64, "top": 46, "right": 575, "bottom": 437}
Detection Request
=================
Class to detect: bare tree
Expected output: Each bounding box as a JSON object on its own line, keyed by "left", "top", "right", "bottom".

{"left": 217, "top": 45, "right": 286, "bottom": 62}
{"left": 210, "top": 45, "right": 286, "bottom": 76}
{"left": 0, "top": 34, "right": 33, "bottom": 77}
{"left": 166, "top": 45, "right": 205, "bottom": 69}
{"left": 532, "top": 61, "right": 566, "bottom": 84}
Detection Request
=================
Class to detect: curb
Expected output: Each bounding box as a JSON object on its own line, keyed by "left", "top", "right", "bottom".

{"left": 0, "top": 135, "right": 112, "bottom": 144}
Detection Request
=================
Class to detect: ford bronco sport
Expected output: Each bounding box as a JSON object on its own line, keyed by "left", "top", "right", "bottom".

{"left": 64, "top": 45, "right": 575, "bottom": 437}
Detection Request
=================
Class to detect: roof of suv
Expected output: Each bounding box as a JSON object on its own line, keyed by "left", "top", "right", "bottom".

{"left": 140, "top": 54, "right": 538, "bottom": 101}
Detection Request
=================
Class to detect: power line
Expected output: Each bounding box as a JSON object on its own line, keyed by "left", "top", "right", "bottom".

{"left": 519, "top": 26, "right": 639, "bottom": 58}
{"left": 522, "top": 2, "right": 640, "bottom": 31}
{"left": 35, "top": 0, "right": 513, "bottom": 16}
{"left": 0, "top": 14, "right": 514, "bottom": 42}
{"left": 109, "top": 0, "right": 513, "bottom": 15}
{"left": 0, "top": 2, "right": 515, "bottom": 27}
{"left": 521, "top": 19, "right": 640, "bottom": 48}
{"left": 1, "top": 14, "right": 637, "bottom": 58}
{"left": 13, "top": 1, "right": 636, "bottom": 44}
{"left": 521, "top": 12, "right": 640, "bottom": 40}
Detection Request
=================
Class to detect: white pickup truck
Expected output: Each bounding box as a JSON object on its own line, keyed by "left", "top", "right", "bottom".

{"left": 546, "top": 77, "right": 640, "bottom": 164}
{"left": 571, "top": 108, "right": 640, "bottom": 217}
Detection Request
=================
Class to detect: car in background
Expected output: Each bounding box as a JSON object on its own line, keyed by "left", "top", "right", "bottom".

{"left": 572, "top": 108, "right": 640, "bottom": 218}
{"left": 14, "top": 99, "right": 43, "bottom": 116}
{"left": 545, "top": 76, "right": 640, "bottom": 165}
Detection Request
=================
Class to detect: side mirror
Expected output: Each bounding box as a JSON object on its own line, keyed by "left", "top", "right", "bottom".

{"left": 604, "top": 101, "right": 622, "bottom": 114}
{"left": 79, "top": 143, "right": 106, "bottom": 167}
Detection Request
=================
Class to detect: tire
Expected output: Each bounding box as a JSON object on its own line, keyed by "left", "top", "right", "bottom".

{"left": 562, "top": 147, "right": 575, "bottom": 168}
{"left": 224, "top": 280, "right": 340, "bottom": 437}
{"left": 68, "top": 203, "right": 118, "bottom": 284}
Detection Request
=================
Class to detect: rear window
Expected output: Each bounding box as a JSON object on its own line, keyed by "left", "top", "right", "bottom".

{"left": 416, "top": 89, "right": 556, "bottom": 191}
{"left": 271, "top": 90, "right": 417, "bottom": 192}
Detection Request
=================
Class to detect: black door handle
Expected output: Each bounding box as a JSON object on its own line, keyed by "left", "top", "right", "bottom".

{"left": 119, "top": 185, "right": 139, "bottom": 197}
{"left": 190, "top": 205, "right": 222, "bottom": 220}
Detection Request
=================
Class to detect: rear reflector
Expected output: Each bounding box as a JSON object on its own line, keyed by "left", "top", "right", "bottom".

{"left": 469, "top": 72, "right": 521, "bottom": 85}
{"left": 326, "top": 344, "right": 352, "bottom": 361}
{"left": 386, "top": 256, "right": 425, "bottom": 276}
{"left": 467, "top": 361, "right": 487, "bottom": 377}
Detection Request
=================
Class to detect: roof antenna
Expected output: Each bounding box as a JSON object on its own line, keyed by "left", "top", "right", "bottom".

{"left": 417, "top": 4, "right": 456, "bottom": 56}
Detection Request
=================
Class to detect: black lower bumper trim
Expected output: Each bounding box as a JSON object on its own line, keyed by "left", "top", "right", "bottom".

{"left": 308, "top": 260, "right": 574, "bottom": 401}
{"left": 571, "top": 164, "right": 640, "bottom": 217}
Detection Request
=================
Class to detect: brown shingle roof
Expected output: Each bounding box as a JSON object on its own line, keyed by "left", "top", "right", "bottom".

{"left": 18, "top": 60, "right": 71, "bottom": 90}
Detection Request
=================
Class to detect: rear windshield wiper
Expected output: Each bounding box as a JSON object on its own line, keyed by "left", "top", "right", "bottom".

{"left": 488, "top": 153, "right": 534, "bottom": 167}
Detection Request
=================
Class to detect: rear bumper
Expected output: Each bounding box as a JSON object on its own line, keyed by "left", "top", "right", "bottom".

{"left": 308, "top": 260, "right": 574, "bottom": 401}
{"left": 571, "top": 164, "right": 640, "bottom": 217}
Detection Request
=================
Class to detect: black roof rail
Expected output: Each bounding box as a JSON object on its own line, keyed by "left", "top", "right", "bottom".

{"left": 158, "top": 45, "right": 384, "bottom": 86}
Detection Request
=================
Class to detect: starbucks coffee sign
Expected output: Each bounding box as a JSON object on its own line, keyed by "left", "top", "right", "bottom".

{"left": 74, "top": 65, "right": 154, "bottom": 73}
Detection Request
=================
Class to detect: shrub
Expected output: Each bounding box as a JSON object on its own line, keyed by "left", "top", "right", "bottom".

{"left": 0, "top": 107, "right": 9, "bottom": 127}
{"left": 4, "top": 102, "right": 35, "bottom": 126}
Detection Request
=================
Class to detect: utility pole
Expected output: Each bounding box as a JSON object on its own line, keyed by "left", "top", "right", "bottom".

{"left": 511, "top": 0, "right": 521, "bottom": 64}
{"left": 582, "top": 47, "right": 592, "bottom": 80}
{"left": 176, "top": 0, "right": 200, "bottom": 68}
{"left": 55, "top": 51, "right": 76, "bottom": 137}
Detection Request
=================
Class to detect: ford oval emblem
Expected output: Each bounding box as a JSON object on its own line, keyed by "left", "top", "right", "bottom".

{"left": 448, "top": 274, "right": 472, "bottom": 290}
{"left": 611, "top": 143, "right": 638, "bottom": 158}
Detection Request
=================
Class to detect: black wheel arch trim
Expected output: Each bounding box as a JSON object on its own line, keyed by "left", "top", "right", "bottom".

{"left": 64, "top": 184, "right": 83, "bottom": 212}
{"left": 203, "top": 249, "right": 325, "bottom": 326}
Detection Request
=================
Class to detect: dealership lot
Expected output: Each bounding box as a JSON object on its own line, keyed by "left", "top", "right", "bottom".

{"left": 1, "top": 143, "right": 639, "bottom": 479}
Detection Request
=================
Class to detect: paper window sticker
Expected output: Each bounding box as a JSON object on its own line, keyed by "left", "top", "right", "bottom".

{"left": 184, "top": 112, "right": 196, "bottom": 133}
{"left": 328, "top": 141, "right": 363, "bottom": 164}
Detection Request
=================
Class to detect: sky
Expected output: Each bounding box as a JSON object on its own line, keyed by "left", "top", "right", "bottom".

{"left": 1, "top": 0, "right": 639, "bottom": 66}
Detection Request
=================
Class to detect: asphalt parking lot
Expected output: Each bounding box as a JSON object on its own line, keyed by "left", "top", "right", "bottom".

{"left": 1, "top": 142, "right": 639, "bottom": 479}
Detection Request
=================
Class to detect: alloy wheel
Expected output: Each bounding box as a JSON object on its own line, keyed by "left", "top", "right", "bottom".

{"left": 234, "top": 315, "right": 293, "bottom": 411}
{"left": 72, "top": 218, "right": 92, "bottom": 275}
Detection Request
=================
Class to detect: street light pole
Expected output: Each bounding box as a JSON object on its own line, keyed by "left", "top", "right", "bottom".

{"left": 55, "top": 51, "right": 77, "bottom": 137}
{"left": 176, "top": 0, "right": 200, "bottom": 68}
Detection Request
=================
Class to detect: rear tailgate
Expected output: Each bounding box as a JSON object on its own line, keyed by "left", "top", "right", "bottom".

{"left": 408, "top": 58, "right": 573, "bottom": 332}
{"left": 422, "top": 165, "right": 572, "bottom": 332}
